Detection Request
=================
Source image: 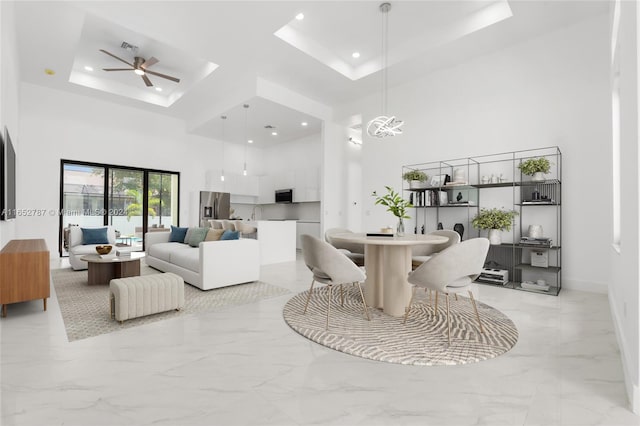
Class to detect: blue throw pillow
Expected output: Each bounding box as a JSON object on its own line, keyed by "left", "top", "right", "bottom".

{"left": 169, "top": 225, "right": 189, "bottom": 242}
{"left": 220, "top": 230, "right": 240, "bottom": 240}
{"left": 82, "top": 227, "right": 109, "bottom": 245}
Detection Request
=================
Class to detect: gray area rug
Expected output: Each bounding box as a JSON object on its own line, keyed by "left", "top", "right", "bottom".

{"left": 53, "top": 264, "right": 290, "bottom": 342}
{"left": 283, "top": 285, "right": 518, "bottom": 365}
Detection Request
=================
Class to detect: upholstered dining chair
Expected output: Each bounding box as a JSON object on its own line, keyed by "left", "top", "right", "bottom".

{"left": 208, "top": 220, "right": 224, "bottom": 230}
{"left": 324, "top": 228, "right": 365, "bottom": 267}
{"left": 411, "top": 229, "right": 461, "bottom": 269}
{"left": 235, "top": 221, "right": 257, "bottom": 239}
{"left": 221, "top": 220, "right": 236, "bottom": 231}
{"left": 301, "top": 234, "right": 370, "bottom": 330}
{"left": 403, "top": 238, "right": 490, "bottom": 345}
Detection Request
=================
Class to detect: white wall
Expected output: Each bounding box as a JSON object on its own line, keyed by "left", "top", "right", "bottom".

{"left": 0, "top": 1, "right": 20, "bottom": 247}
{"left": 609, "top": 0, "right": 640, "bottom": 414}
{"left": 338, "top": 14, "right": 611, "bottom": 293}
{"left": 262, "top": 132, "right": 321, "bottom": 180}
{"left": 17, "top": 83, "right": 222, "bottom": 256}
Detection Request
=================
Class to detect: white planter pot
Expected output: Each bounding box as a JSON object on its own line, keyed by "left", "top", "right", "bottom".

{"left": 488, "top": 229, "right": 502, "bottom": 245}
{"left": 531, "top": 172, "right": 545, "bottom": 181}
{"left": 409, "top": 180, "right": 427, "bottom": 189}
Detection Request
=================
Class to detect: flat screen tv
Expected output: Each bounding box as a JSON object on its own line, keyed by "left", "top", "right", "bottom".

{"left": 1, "top": 126, "right": 16, "bottom": 220}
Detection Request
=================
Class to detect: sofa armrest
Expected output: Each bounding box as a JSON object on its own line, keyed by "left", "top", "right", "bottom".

{"left": 199, "top": 239, "right": 260, "bottom": 289}
{"left": 145, "top": 231, "right": 171, "bottom": 254}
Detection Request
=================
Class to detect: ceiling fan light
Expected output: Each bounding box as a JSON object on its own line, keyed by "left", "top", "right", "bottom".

{"left": 134, "top": 69, "right": 145, "bottom": 76}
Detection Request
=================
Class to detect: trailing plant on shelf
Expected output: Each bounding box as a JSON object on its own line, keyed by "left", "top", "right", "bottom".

{"left": 402, "top": 170, "right": 428, "bottom": 183}
{"left": 518, "top": 157, "right": 551, "bottom": 176}
{"left": 471, "top": 208, "right": 518, "bottom": 231}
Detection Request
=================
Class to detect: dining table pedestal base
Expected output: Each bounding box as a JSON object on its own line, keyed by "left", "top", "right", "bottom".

{"left": 364, "top": 245, "right": 413, "bottom": 317}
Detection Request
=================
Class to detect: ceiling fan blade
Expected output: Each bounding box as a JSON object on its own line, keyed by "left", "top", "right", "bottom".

{"left": 102, "top": 68, "right": 134, "bottom": 71}
{"left": 99, "top": 49, "right": 134, "bottom": 67}
{"left": 144, "top": 69, "right": 180, "bottom": 83}
{"left": 141, "top": 57, "right": 158, "bottom": 69}
{"left": 141, "top": 74, "right": 153, "bottom": 87}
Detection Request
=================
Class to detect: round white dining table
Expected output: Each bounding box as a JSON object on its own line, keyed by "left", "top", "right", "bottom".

{"left": 330, "top": 233, "right": 448, "bottom": 317}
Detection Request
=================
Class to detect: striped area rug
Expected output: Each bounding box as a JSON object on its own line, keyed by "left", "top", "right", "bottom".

{"left": 53, "top": 264, "right": 290, "bottom": 342}
{"left": 283, "top": 285, "right": 518, "bottom": 365}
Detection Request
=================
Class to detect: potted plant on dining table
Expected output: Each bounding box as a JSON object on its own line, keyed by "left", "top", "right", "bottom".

{"left": 372, "top": 186, "right": 413, "bottom": 236}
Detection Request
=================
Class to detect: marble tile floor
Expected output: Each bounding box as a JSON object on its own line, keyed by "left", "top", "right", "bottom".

{"left": 1, "top": 255, "right": 639, "bottom": 426}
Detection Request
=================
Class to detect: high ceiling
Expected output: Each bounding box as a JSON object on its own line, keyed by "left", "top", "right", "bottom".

{"left": 13, "top": 1, "right": 608, "bottom": 145}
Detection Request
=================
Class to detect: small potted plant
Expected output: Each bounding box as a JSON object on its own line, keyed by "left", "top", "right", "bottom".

{"left": 518, "top": 157, "right": 551, "bottom": 182}
{"left": 402, "top": 170, "right": 428, "bottom": 189}
{"left": 372, "top": 186, "right": 413, "bottom": 236}
{"left": 471, "top": 208, "right": 518, "bottom": 245}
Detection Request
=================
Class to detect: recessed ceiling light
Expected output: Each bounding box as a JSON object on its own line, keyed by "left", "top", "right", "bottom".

{"left": 352, "top": 52, "right": 360, "bottom": 59}
{"left": 301, "top": 122, "right": 308, "bottom": 126}
{"left": 271, "top": 132, "right": 278, "bottom": 136}
{"left": 295, "top": 13, "right": 304, "bottom": 20}
{"left": 84, "top": 66, "right": 94, "bottom": 72}
{"left": 155, "top": 87, "right": 163, "bottom": 92}
{"left": 134, "top": 69, "right": 145, "bottom": 76}
{"left": 44, "top": 68, "right": 55, "bottom": 75}
{"left": 248, "top": 139, "right": 253, "bottom": 144}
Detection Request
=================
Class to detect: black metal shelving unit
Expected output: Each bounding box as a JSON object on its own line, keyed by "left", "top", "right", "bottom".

{"left": 402, "top": 147, "right": 562, "bottom": 296}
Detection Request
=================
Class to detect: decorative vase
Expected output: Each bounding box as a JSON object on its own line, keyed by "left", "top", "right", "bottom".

{"left": 453, "top": 223, "right": 464, "bottom": 240}
{"left": 528, "top": 225, "right": 543, "bottom": 238}
{"left": 488, "top": 229, "right": 502, "bottom": 245}
{"left": 396, "top": 217, "right": 405, "bottom": 236}
{"left": 531, "top": 172, "right": 545, "bottom": 182}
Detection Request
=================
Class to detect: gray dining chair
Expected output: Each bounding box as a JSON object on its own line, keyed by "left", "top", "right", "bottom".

{"left": 411, "top": 229, "right": 461, "bottom": 269}
{"left": 324, "top": 228, "right": 365, "bottom": 266}
{"left": 403, "top": 238, "right": 490, "bottom": 345}
{"left": 301, "top": 234, "right": 370, "bottom": 330}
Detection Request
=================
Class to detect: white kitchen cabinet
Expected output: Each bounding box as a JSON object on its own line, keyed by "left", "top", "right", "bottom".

{"left": 258, "top": 175, "right": 275, "bottom": 204}
{"left": 293, "top": 167, "right": 320, "bottom": 203}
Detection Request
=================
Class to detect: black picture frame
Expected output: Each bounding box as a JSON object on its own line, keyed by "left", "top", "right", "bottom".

{"left": 0, "top": 128, "right": 4, "bottom": 220}
{"left": 2, "top": 127, "right": 16, "bottom": 220}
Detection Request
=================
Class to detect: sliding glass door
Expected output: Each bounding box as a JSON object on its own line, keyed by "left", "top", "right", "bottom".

{"left": 147, "top": 172, "right": 179, "bottom": 232}
{"left": 108, "top": 168, "right": 144, "bottom": 250}
{"left": 60, "top": 161, "right": 179, "bottom": 256}
{"left": 61, "top": 164, "right": 106, "bottom": 255}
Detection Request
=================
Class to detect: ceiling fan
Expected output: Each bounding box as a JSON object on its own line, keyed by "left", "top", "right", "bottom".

{"left": 99, "top": 49, "right": 181, "bottom": 87}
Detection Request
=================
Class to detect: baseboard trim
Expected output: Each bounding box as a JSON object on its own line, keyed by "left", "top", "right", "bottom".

{"left": 608, "top": 285, "right": 640, "bottom": 414}
{"left": 562, "top": 278, "right": 607, "bottom": 294}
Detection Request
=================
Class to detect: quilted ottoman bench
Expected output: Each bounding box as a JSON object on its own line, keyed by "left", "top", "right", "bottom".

{"left": 109, "top": 273, "right": 185, "bottom": 323}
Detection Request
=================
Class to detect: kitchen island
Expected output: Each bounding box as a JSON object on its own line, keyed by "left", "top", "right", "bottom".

{"left": 249, "top": 220, "right": 297, "bottom": 265}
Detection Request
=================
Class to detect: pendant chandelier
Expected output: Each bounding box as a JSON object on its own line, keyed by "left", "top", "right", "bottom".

{"left": 243, "top": 104, "right": 249, "bottom": 176}
{"left": 220, "top": 115, "right": 227, "bottom": 182}
{"left": 366, "top": 2, "right": 404, "bottom": 138}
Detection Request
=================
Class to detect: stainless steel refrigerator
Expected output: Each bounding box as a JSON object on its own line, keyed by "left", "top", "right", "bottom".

{"left": 199, "top": 191, "right": 230, "bottom": 227}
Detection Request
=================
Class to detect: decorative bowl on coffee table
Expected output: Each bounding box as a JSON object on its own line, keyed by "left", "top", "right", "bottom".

{"left": 95, "top": 245, "right": 113, "bottom": 255}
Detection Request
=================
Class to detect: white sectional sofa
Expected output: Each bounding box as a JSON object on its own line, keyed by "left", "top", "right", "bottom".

{"left": 145, "top": 231, "right": 260, "bottom": 290}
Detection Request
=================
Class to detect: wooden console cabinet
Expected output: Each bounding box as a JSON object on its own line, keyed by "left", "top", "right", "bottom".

{"left": 0, "top": 239, "right": 50, "bottom": 317}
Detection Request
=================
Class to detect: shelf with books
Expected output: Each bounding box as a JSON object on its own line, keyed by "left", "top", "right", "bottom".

{"left": 402, "top": 146, "right": 562, "bottom": 296}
